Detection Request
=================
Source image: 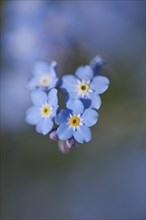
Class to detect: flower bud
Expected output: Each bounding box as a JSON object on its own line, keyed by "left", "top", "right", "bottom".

{"left": 49, "top": 129, "right": 58, "bottom": 141}
{"left": 90, "top": 55, "right": 105, "bottom": 75}
{"left": 58, "top": 140, "right": 70, "bottom": 154}
{"left": 66, "top": 138, "right": 76, "bottom": 149}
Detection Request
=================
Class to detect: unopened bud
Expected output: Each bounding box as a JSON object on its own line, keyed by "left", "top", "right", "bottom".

{"left": 49, "top": 129, "right": 58, "bottom": 141}
{"left": 90, "top": 55, "right": 105, "bottom": 75}
{"left": 66, "top": 138, "right": 76, "bottom": 149}
{"left": 58, "top": 140, "right": 70, "bottom": 154}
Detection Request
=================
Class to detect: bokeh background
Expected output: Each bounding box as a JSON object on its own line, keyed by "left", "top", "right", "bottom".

{"left": 0, "top": 0, "right": 145, "bottom": 219}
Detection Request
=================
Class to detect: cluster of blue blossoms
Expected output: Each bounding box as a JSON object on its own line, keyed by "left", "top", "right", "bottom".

{"left": 26, "top": 56, "right": 110, "bottom": 152}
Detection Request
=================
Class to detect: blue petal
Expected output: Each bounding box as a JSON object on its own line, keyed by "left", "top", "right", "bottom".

{"left": 82, "top": 109, "right": 98, "bottom": 127}
{"left": 55, "top": 109, "right": 70, "bottom": 125}
{"left": 26, "top": 107, "right": 41, "bottom": 125}
{"left": 75, "top": 65, "right": 93, "bottom": 81}
{"left": 33, "top": 61, "right": 50, "bottom": 77}
{"left": 48, "top": 88, "right": 58, "bottom": 106}
{"left": 61, "top": 75, "right": 77, "bottom": 92}
{"left": 73, "top": 126, "right": 91, "bottom": 143}
{"left": 27, "top": 77, "right": 37, "bottom": 90}
{"left": 31, "top": 90, "right": 47, "bottom": 106}
{"left": 67, "top": 90, "right": 79, "bottom": 99}
{"left": 90, "top": 93, "right": 101, "bottom": 110}
{"left": 51, "top": 105, "right": 59, "bottom": 118}
{"left": 80, "top": 98, "right": 92, "bottom": 109}
{"left": 47, "top": 68, "right": 58, "bottom": 89}
{"left": 50, "top": 61, "right": 57, "bottom": 70}
{"left": 91, "top": 76, "right": 110, "bottom": 94}
{"left": 57, "top": 123, "right": 73, "bottom": 140}
{"left": 36, "top": 118, "right": 53, "bottom": 135}
{"left": 67, "top": 99, "right": 84, "bottom": 115}
{"left": 48, "top": 77, "right": 58, "bottom": 89}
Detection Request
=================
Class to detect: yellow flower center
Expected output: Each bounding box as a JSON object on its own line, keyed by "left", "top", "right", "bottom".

{"left": 41, "top": 104, "right": 51, "bottom": 118}
{"left": 39, "top": 75, "right": 50, "bottom": 87}
{"left": 77, "top": 81, "right": 90, "bottom": 95}
{"left": 69, "top": 115, "right": 81, "bottom": 127}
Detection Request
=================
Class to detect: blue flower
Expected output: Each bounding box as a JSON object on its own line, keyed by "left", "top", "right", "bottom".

{"left": 61, "top": 65, "right": 109, "bottom": 109}
{"left": 56, "top": 99, "right": 98, "bottom": 143}
{"left": 28, "top": 61, "right": 58, "bottom": 91}
{"left": 26, "top": 88, "right": 58, "bottom": 135}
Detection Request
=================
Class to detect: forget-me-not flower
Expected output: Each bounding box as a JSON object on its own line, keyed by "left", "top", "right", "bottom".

{"left": 26, "top": 88, "right": 58, "bottom": 135}
{"left": 28, "top": 61, "right": 58, "bottom": 91}
{"left": 56, "top": 99, "right": 98, "bottom": 143}
{"left": 61, "top": 65, "right": 109, "bottom": 109}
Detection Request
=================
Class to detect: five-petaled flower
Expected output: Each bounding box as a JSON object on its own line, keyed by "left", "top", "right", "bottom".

{"left": 28, "top": 61, "right": 58, "bottom": 91}
{"left": 55, "top": 99, "right": 98, "bottom": 143}
{"left": 61, "top": 65, "right": 109, "bottom": 109}
{"left": 26, "top": 88, "right": 58, "bottom": 135}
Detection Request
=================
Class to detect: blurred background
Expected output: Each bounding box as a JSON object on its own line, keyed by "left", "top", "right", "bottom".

{"left": 0, "top": 0, "right": 145, "bottom": 219}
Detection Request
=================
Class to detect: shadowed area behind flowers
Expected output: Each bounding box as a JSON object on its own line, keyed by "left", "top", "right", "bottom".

{"left": 1, "top": 76, "right": 145, "bottom": 219}
{"left": 0, "top": 0, "right": 145, "bottom": 219}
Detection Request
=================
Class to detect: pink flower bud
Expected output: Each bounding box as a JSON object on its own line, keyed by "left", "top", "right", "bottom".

{"left": 66, "top": 138, "right": 76, "bottom": 149}
{"left": 49, "top": 129, "right": 58, "bottom": 141}
{"left": 58, "top": 140, "right": 70, "bottom": 154}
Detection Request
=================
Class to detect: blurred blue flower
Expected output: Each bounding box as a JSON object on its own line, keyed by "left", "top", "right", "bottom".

{"left": 90, "top": 55, "right": 105, "bottom": 75}
{"left": 26, "top": 88, "right": 58, "bottom": 135}
{"left": 61, "top": 65, "right": 109, "bottom": 109}
{"left": 2, "top": 1, "right": 50, "bottom": 66}
{"left": 56, "top": 99, "right": 98, "bottom": 143}
{"left": 28, "top": 61, "right": 58, "bottom": 91}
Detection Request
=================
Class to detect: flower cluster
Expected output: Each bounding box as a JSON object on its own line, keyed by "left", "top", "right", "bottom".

{"left": 26, "top": 56, "right": 110, "bottom": 153}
